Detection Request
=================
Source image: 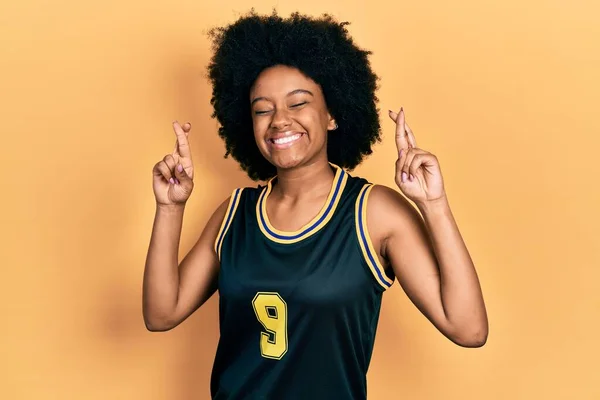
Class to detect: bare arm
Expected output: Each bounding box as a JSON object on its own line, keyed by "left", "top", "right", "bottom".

{"left": 142, "top": 198, "right": 228, "bottom": 331}
{"left": 142, "top": 121, "right": 228, "bottom": 331}
{"left": 368, "top": 185, "right": 488, "bottom": 347}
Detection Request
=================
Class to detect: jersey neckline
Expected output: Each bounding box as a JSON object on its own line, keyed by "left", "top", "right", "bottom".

{"left": 256, "top": 163, "right": 348, "bottom": 244}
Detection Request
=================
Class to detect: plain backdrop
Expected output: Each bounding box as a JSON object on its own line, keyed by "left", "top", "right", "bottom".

{"left": 1, "top": 0, "right": 599, "bottom": 399}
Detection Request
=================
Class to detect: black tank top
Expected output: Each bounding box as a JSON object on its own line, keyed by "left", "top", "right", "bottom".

{"left": 210, "top": 164, "right": 395, "bottom": 399}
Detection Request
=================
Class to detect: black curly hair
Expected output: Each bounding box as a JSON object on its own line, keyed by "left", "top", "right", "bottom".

{"left": 206, "top": 10, "right": 381, "bottom": 181}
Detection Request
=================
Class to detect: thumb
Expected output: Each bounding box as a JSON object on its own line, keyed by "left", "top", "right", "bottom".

{"left": 174, "top": 163, "right": 192, "bottom": 184}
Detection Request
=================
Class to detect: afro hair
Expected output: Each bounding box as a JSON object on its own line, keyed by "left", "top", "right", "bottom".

{"left": 207, "top": 10, "right": 381, "bottom": 181}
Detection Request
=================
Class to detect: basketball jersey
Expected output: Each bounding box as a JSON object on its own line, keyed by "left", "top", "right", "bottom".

{"left": 210, "top": 164, "right": 395, "bottom": 400}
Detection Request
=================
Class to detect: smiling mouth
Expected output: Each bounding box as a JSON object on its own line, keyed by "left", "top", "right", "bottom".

{"left": 268, "top": 133, "right": 304, "bottom": 149}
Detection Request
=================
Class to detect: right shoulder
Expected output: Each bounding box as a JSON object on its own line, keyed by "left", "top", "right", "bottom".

{"left": 215, "top": 184, "right": 265, "bottom": 213}
{"left": 211, "top": 184, "right": 264, "bottom": 257}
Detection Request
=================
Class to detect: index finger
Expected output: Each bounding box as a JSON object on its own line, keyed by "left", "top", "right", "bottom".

{"left": 391, "top": 108, "right": 409, "bottom": 153}
{"left": 173, "top": 121, "right": 192, "bottom": 159}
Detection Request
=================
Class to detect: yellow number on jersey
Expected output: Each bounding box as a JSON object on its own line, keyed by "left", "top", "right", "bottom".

{"left": 252, "top": 292, "right": 288, "bottom": 360}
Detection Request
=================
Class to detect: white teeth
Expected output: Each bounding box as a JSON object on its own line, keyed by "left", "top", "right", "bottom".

{"left": 273, "top": 134, "right": 301, "bottom": 145}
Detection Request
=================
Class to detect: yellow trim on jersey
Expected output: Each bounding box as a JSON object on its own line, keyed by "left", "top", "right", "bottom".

{"left": 214, "top": 188, "right": 244, "bottom": 260}
{"left": 355, "top": 184, "right": 394, "bottom": 289}
{"left": 256, "top": 163, "right": 348, "bottom": 244}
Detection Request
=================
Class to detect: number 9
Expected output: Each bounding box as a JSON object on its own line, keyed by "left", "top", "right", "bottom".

{"left": 252, "top": 292, "right": 288, "bottom": 360}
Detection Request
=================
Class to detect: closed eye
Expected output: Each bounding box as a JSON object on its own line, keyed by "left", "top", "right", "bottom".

{"left": 253, "top": 102, "right": 307, "bottom": 115}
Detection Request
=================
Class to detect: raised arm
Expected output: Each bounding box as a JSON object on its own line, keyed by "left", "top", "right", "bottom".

{"left": 368, "top": 108, "right": 488, "bottom": 347}
{"left": 142, "top": 121, "right": 228, "bottom": 332}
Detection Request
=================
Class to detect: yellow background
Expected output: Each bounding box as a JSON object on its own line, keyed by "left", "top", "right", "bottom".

{"left": 2, "top": 0, "right": 599, "bottom": 398}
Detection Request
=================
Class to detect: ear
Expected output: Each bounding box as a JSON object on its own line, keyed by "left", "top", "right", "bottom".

{"left": 327, "top": 114, "right": 338, "bottom": 131}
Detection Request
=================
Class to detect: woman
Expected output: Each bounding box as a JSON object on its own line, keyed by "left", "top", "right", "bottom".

{"left": 143, "top": 11, "right": 488, "bottom": 400}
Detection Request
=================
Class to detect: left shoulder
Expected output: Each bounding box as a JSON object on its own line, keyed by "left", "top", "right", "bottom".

{"left": 367, "top": 184, "right": 420, "bottom": 222}
{"left": 363, "top": 184, "right": 424, "bottom": 248}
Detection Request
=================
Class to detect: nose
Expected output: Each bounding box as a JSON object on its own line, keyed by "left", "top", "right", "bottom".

{"left": 270, "top": 108, "right": 292, "bottom": 130}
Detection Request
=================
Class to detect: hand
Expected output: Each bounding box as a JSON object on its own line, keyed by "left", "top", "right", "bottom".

{"left": 389, "top": 108, "right": 446, "bottom": 205}
{"left": 152, "top": 121, "right": 194, "bottom": 206}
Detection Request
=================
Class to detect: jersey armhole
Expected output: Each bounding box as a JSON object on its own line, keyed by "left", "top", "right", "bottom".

{"left": 355, "top": 183, "right": 395, "bottom": 290}
{"left": 214, "top": 187, "right": 244, "bottom": 261}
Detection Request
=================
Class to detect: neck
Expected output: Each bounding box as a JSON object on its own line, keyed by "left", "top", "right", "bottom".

{"left": 271, "top": 159, "right": 335, "bottom": 201}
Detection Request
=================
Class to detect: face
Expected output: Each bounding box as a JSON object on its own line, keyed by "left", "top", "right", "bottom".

{"left": 249, "top": 65, "right": 337, "bottom": 171}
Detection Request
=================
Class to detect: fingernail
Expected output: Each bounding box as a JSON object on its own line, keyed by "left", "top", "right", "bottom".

{"left": 177, "top": 164, "right": 183, "bottom": 172}
{"left": 409, "top": 174, "right": 414, "bottom": 181}
{"left": 175, "top": 179, "right": 180, "bottom": 185}
{"left": 399, "top": 149, "right": 403, "bottom": 157}
{"left": 169, "top": 178, "right": 175, "bottom": 184}
{"left": 402, "top": 172, "right": 407, "bottom": 182}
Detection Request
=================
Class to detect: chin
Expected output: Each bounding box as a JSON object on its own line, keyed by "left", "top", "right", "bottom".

{"left": 269, "top": 154, "right": 305, "bottom": 171}
{"left": 259, "top": 143, "right": 307, "bottom": 171}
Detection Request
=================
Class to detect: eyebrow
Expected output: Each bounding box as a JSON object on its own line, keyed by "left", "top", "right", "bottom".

{"left": 251, "top": 89, "right": 314, "bottom": 106}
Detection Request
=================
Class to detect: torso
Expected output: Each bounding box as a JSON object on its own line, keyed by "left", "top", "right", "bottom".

{"left": 210, "top": 164, "right": 395, "bottom": 400}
